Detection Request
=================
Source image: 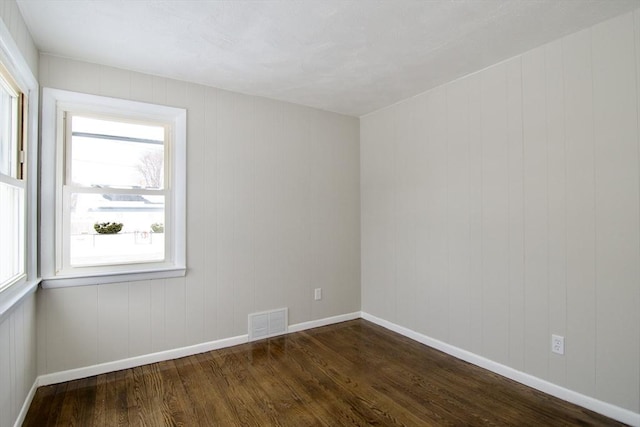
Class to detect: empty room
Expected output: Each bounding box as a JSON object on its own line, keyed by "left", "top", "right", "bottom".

{"left": 1, "top": 0, "right": 639, "bottom": 425}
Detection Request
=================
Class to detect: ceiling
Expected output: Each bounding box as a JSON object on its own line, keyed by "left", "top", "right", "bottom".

{"left": 16, "top": 1, "right": 640, "bottom": 117}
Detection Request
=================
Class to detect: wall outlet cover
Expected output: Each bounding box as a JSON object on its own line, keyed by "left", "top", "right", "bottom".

{"left": 552, "top": 334, "right": 565, "bottom": 355}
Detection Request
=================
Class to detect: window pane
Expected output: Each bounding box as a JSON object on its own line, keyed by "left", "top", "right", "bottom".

{"left": 0, "top": 85, "right": 16, "bottom": 177}
{"left": 0, "top": 180, "right": 24, "bottom": 288}
{"left": 69, "top": 192, "right": 165, "bottom": 267}
{"left": 70, "top": 116, "right": 164, "bottom": 189}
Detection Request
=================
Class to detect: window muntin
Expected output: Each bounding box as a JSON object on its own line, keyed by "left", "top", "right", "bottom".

{"left": 60, "top": 113, "right": 170, "bottom": 271}
{"left": 0, "top": 65, "right": 26, "bottom": 292}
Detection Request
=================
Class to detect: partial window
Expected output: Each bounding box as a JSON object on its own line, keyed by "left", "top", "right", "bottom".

{"left": 41, "top": 89, "right": 186, "bottom": 286}
{"left": 0, "top": 63, "right": 26, "bottom": 292}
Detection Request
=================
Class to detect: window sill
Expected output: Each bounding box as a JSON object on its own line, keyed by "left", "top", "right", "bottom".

{"left": 41, "top": 267, "right": 186, "bottom": 289}
{"left": 0, "top": 278, "right": 40, "bottom": 322}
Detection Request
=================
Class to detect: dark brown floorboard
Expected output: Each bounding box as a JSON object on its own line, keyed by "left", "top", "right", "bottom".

{"left": 23, "top": 319, "right": 625, "bottom": 426}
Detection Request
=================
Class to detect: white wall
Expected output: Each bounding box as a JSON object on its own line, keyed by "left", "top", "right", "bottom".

{"left": 361, "top": 10, "right": 640, "bottom": 414}
{"left": 0, "top": 0, "right": 36, "bottom": 77}
{"left": 0, "top": 294, "right": 36, "bottom": 427}
{"left": 36, "top": 54, "right": 361, "bottom": 375}
{"left": 0, "top": 1, "right": 38, "bottom": 427}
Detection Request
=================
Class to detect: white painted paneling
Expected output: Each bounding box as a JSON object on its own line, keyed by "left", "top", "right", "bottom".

{"left": 130, "top": 72, "right": 154, "bottom": 104}
{"left": 44, "top": 286, "right": 99, "bottom": 373}
{"left": 100, "top": 66, "right": 131, "bottom": 100}
{"left": 0, "top": 294, "right": 37, "bottom": 427}
{"left": 467, "top": 73, "right": 484, "bottom": 355}
{"left": 164, "top": 277, "right": 187, "bottom": 349}
{"left": 185, "top": 82, "right": 206, "bottom": 346}
{"left": 412, "top": 93, "right": 431, "bottom": 337}
{"left": 480, "top": 62, "right": 509, "bottom": 365}
{"left": 361, "top": 9, "right": 640, "bottom": 415}
{"left": 424, "top": 87, "right": 449, "bottom": 342}
{"left": 230, "top": 93, "right": 256, "bottom": 336}
{"left": 37, "top": 55, "right": 361, "bottom": 377}
{"left": 22, "top": 293, "right": 36, "bottom": 403}
{"left": 97, "top": 283, "right": 129, "bottom": 364}
{"left": 279, "top": 103, "right": 314, "bottom": 326}
{"left": 128, "top": 280, "right": 151, "bottom": 357}
{"left": 544, "top": 39, "right": 567, "bottom": 386}
{"left": 0, "top": 0, "right": 37, "bottom": 76}
{"left": 152, "top": 75, "right": 167, "bottom": 105}
{"left": 202, "top": 86, "right": 219, "bottom": 343}
{"left": 394, "top": 97, "right": 419, "bottom": 330}
{"left": 506, "top": 56, "right": 525, "bottom": 372}
{"left": 252, "top": 97, "right": 279, "bottom": 313}
{"left": 563, "top": 26, "right": 597, "bottom": 400}
{"left": 521, "top": 45, "right": 549, "bottom": 381}
{"left": 46, "top": 56, "right": 100, "bottom": 96}
{"left": 149, "top": 278, "right": 166, "bottom": 353}
{"left": 591, "top": 13, "right": 640, "bottom": 412}
{"left": 0, "top": 313, "right": 11, "bottom": 427}
{"left": 446, "top": 77, "right": 471, "bottom": 349}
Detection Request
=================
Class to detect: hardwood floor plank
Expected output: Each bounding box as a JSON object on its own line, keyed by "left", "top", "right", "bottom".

{"left": 195, "top": 349, "right": 266, "bottom": 425}
{"left": 24, "top": 320, "right": 625, "bottom": 426}
{"left": 41, "top": 382, "right": 70, "bottom": 427}
{"left": 232, "top": 342, "right": 322, "bottom": 425}
{"left": 22, "top": 383, "right": 60, "bottom": 426}
{"left": 287, "top": 331, "right": 443, "bottom": 426}
{"left": 252, "top": 337, "right": 365, "bottom": 425}
{"left": 54, "top": 379, "right": 86, "bottom": 425}
{"left": 171, "top": 355, "right": 223, "bottom": 425}
{"left": 88, "top": 373, "right": 107, "bottom": 427}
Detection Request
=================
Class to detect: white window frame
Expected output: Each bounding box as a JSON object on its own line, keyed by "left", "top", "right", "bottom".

{"left": 41, "top": 88, "right": 186, "bottom": 288}
{"left": 0, "top": 19, "right": 39, "bottom": 320}
{"left": 0, "top": 64, "right": 26, "bottom": 292}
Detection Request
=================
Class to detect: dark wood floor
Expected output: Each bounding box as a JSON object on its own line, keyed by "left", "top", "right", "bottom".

{"left": 24, "top": 319, "right": 623, "bottom": 426}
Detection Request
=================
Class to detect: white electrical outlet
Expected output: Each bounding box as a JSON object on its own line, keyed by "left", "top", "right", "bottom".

{"left": 314, "top": 288, "right": 322, "bottom": 301}
{"left": 552, "top": 334, "right": 565, "bottom": 355}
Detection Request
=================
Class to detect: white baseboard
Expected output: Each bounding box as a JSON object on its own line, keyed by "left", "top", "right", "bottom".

{"left": 37, "top": 311, "right": 362, "bottom": 387}
{"left": 38, "top": 334, "right": 249, "bottom": 386}
{"left": 361, "top": 312, "right": 640, "bottom": 427}
{"left": 13, "top": 379, "right": 38, "bottom": 427}
{"left": 288, "top": 311, "right": 361, "bottom": 333}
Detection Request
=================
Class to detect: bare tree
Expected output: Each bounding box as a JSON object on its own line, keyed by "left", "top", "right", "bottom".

{"left": 136, "top": 150, "right": 163, "bottom": 188}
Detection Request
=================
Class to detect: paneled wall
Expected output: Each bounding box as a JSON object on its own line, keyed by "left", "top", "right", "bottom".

{"left": 0, "top": 1, "right": 38, "bottom": 427}
{"left": 0, "top": 0, "right": 37, "bottom": 76}
{"left": 0, "top": 294, "right": 37, "bottom": 427}
{"left": 361, "top": 11, "right": 640, "bottom": 413}
{"left": 37, "top": 55, "right": 360, "bottom": 375}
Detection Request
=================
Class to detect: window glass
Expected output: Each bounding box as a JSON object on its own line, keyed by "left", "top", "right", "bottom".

{"left": 0, "top": 181, "right": 24, "bottom": 287}
{"left": 64, "top": 114, "right": 168, "bottom": 269}
{"left": 70, "top": 116, "right": 165, "bottom": 189}
{"left": 69, "top": 192, "right": 165, "bottom": 266}
{"left": 0, "top": 80, "right": 18, "bottom": 177}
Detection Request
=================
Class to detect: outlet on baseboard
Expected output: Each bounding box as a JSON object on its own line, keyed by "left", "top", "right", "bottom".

{"left": 552, "top": 334, "right": 564, "bottom": 355}
{"left": 314, "top": 288, "right": 322, "bottom": 301}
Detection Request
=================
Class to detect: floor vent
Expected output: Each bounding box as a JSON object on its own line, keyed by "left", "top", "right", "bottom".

{"left": 248, "top": 308, "right": 288, "bottom": 341}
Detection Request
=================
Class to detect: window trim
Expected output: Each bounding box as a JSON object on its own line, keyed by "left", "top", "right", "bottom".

{"left": 41, "top": 88, "right": 186, "bottom": 288}
{"left": 0, "top": 17, "right": 39, "bottom": 320}
{"left": 0, "top": 69, "right": 26, "bottom": 292}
